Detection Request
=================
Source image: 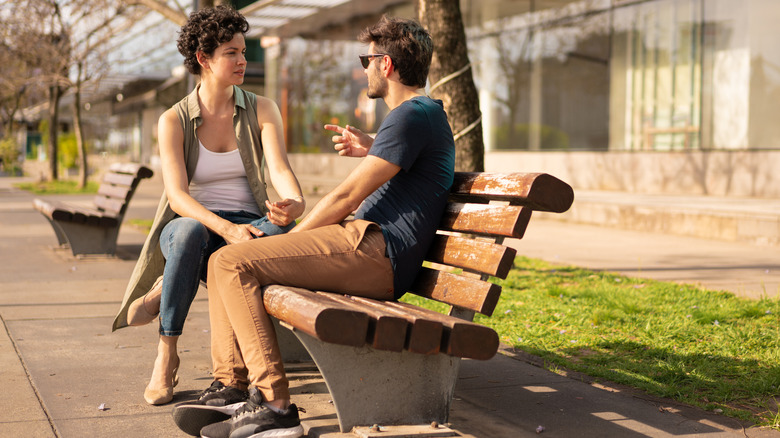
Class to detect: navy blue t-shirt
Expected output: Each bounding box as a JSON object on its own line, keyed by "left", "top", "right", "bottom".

{"left": 354, "top": 96, "right": 455, "bottom": 298}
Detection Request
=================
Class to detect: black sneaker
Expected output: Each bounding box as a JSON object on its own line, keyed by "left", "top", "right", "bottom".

{"left": 172, "top": 381, "right": 249, "bottom": 436}
{"left": 199, "top": 386, "right": 303, "bottom": 438}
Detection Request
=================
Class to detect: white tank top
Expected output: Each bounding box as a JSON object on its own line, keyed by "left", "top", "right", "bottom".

{"left": 189, "top": 141, "right": 261, "bottom": 215}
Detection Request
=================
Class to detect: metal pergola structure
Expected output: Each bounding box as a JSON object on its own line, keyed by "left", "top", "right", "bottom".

{"left": 236, "top": 0, "right": 408, "bottom": 38}
{"left": 108, "top": 0, "right": 409, "bottom": 94}
{"left": 240, "top": 0, "right": 352, "bottom": 37}
{"left": 14, "top": 0, "right": 410, "bottom": 140}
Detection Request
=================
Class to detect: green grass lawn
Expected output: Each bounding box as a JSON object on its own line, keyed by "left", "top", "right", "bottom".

{"left": 403, "top": 256, "right": 780, "bottom": 429}
{"left": 126, "top": 218, "right": 154, "bottom": 234}
{"left": 15, "top": 180, "right": 99, "bottom": 194}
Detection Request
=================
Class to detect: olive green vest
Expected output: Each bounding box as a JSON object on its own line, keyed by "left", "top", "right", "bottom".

{"left": 112, "top": 85, "right": 269, "bottom": 331}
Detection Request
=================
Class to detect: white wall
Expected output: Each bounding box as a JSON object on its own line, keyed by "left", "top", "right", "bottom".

{"left": 286, "top": 150, "right": 780, "bottom": 199}
{"left": 485, "top": 150, "right": 780, "bottom": 198}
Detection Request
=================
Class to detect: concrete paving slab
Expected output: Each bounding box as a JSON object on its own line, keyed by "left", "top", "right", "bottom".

{"left": 6, "top": 315, "right": 213, "bottom": 437}
{"left": 453, "top": 353, "right": 764, "bottom": 438}
{"left": 0, "top": 316, "right": 51, "bottom": 434}
{"left": 0, "top": 299, "right": 209, "bottom": 322}
{"left": 54, "top": 413, "right": 180, "bottom": 438}
{"left": 0, "top": 421, "right": 55, "bottom": 438}
{"left": 512, "top": 219, "right": 780, "bottom": 299}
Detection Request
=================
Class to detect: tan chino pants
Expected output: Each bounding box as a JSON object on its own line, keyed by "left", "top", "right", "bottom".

{"left": 206, "top": 219, "right": 394, "bottom": 402}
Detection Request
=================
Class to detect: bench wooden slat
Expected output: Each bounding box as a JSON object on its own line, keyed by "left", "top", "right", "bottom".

{"left": 349, "top": 296, "right": 443, "bottom": 355}
{"left": 426, "top": 234, "right": 517, "bottom": 278}
{"left": 451, "top": 172, "right": 574, "bottom": 213}
{"left": 71, "top": 209, "right": 89, "bottom": 223}
{"left": 440, "top": 203, "right": 532, "bottom": 239}
{"left": 317, "top": 293, "right": 409, "bottom": 352}
{"left": 75, "top": 207, "right": 118, "bottom": 227}
{"left": 94, "top": 196, "right": 126, "bottom": 214}
{"left": 65, "top": 206, "right": 118, "bottom": 227}
{"left": 34, "top": 198, "right": 121, "bottom": 228}
{"left": 102, "top": 172, "right": 136, "bottom": 187}
{"left": 264, "top": 286, "right": 369, "bottom": 347}
{"left": 386, "top": 301, "right": 499, "bottom": 360}
{"left": 50, "top": 209, "right": 74, "bottom": 222}
{"left": 109, "top": 162, "right": 154, "bottom": 179}
{"left": 409, "top": 267, "right": 501, "bottom": 316}
{"left": 85, "top": 214, "right": 103, "bottom": 226}
{"left": 33, "top": 198, "right": 69, "bottom": 221}
{"left": 97, "top": 184, "right": 132, "bottom": 201}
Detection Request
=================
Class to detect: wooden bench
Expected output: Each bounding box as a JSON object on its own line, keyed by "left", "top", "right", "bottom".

{"left": 264, "top": 171, "right": 574, "bottom": 433}
{"left": 32, "top": 162, "right": 153, "bottom": 257}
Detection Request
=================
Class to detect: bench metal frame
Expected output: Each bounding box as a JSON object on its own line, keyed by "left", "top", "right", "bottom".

{"left": 293, "top": 329, "right": 460, "bottom": 431}
{"left": 43, "top": 219, "right": 123, "bottom": 255}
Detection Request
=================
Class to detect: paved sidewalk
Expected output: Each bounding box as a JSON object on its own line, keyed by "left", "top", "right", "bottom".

{"left": 1, "top": 173, "right": 778, "bottom": 438}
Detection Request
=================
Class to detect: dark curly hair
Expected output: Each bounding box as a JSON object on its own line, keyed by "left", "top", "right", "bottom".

{"left": 358, "top": 15, "right": 433, "bottom": 89}
{"left": 176, "top": 5, "right": 249, "bottom": 76}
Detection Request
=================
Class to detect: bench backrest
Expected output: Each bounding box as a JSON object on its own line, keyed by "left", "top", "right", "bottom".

{"left": 408, "top": 172, "right": 574, "bottom": 317}
{"left": 263, "top": 172, "right": 574, "bottom": 360}
{"left": 94, "top": 162, "right": 154, "bottom": 217}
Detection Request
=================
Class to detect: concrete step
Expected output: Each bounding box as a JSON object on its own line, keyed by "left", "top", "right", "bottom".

{"left": 538, "top": 190, "right": 779, "bottom": 247}
{"left": 291, "top": 168, "right": 780, "bottom": 247}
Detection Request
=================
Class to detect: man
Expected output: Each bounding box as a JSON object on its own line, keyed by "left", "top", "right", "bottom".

{"left": 173, "top": 15, "right": 455, "bottom": 438}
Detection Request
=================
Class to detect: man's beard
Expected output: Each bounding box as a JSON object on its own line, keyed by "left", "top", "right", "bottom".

{"left": 367, "top": 72, "right": 388, "bottom": 99}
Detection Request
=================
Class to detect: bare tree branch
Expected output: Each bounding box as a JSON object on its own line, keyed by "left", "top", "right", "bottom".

{"left": 123, "top": 0, "right": 186, "bottom": 25}
{"left": 1, "top": 0, "right": 147, "bottom": 180}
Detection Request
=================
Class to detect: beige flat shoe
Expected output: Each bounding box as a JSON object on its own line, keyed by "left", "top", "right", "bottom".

{"left": 127, "top": 275, "right": 163, "bottom": 326}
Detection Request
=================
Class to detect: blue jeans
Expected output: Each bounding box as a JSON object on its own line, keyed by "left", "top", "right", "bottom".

{"left": 158, "top": 210, "right": 295, "bottom": 336}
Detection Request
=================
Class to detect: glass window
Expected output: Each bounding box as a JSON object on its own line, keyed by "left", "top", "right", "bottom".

{"left": 269, "top": 0, "right": 780, "bottom": 152}
{"left": 466, "top": 0, "right": 611, "bottom": 151}
{"left": 703, "top": 0, "right": 780, "bottom": 149}
{"left": 612, "top": 0, "right": 703, "bottom": 150}
{"left": 279, "top": 38, "right": 386, "bottom": 153}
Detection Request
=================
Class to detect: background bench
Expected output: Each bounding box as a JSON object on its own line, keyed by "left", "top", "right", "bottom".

{"left": 32, "top": 162, "right": 153, "bottom": 257}
{"left": 265, "top": 171, "right": 574, "bottom": 433}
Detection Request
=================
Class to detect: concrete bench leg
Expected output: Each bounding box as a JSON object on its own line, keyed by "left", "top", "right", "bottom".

{"left": 49, "top": 221, "right": 121, "bottom": 256}
{"left": 42, "top": 216, "right": 70, "bottom": 248}
{"left": 293, "top": 330, "right": 461, "bottom": 432}
{"left": 272, "top": 318, "right": 311, "bottom": 363}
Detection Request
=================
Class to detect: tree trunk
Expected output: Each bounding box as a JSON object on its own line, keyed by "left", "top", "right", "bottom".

{"left": 73, "top": 63, "right": 88, "bottom": 189}
{"left": 418, "top": 0, "right": 484, "bottom": 172}
{"left": 3, "top": 86, "right": 25, "bottom": 139}
{"left": 47, "top": 84, "right": 62, "bottom": 181}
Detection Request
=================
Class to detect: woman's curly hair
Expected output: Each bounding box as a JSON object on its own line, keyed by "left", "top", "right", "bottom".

{"left": 176, "top": 5, "right": 249, "bottom": 75}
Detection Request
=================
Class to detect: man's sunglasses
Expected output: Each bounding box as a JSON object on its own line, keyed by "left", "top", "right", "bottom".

{"left": 359, "top": 53, "right": 388, "bottom": 69}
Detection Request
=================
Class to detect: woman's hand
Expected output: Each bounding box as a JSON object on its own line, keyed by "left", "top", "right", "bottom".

{"left": 221, "top": 223, "right": 264, "bottom": 245}
{"left": 265, "top": 197, "right": 305, "bottom": 227}
{"left": 324, "top": 124, "right": 373, "bottom": 157}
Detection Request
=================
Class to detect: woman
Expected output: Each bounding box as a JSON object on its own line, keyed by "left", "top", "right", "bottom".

{"left": 111, "top": 5, "right": 305, "bottom": 406}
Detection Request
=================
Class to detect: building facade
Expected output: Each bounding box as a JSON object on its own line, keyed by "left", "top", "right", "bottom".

{"left": 263, "top": 0, "right": 780, "bottom": 197}
{"left": 20, "top": 0, "right": 777, "bottom": 198}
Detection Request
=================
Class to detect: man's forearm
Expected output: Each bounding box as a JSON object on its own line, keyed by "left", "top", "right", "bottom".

{"left": 290, "top": 190, "right": 357, "bottom": 233}
{"left": 291, "top": 155, "right": 401, "bottom": 233}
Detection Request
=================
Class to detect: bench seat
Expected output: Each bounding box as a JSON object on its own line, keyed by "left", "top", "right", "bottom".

{"left": 265, "top": 286, "right": 499, "bottom": 360}
{"left": 33, "top": 199, "right": 121, "bottom": 227}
